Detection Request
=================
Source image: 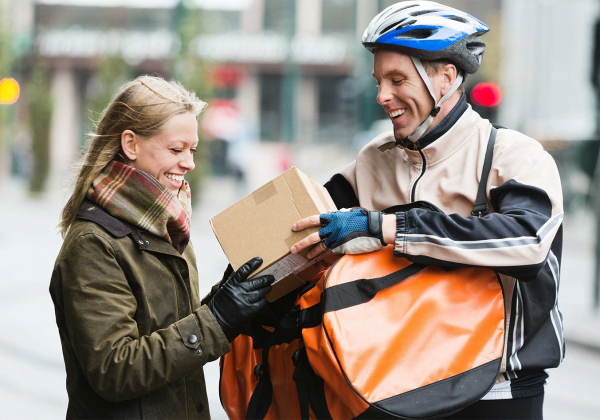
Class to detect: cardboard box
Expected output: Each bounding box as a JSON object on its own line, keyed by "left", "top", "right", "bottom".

{"left": 210, "top": 167, "right": 340, "bottom": 301}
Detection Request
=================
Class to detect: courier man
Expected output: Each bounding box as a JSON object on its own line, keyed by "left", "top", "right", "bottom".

{"left": 291, "top": 2, "right": 563, "bottom": 418}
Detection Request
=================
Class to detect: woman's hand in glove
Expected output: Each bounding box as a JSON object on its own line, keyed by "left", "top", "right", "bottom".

{"left": 206, "top": 257, "right": 274, "bottom": 342}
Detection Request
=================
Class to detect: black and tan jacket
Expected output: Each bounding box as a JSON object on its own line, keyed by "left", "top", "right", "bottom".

{"left": 325, "top": 95, "right": 564, "bottom": 400}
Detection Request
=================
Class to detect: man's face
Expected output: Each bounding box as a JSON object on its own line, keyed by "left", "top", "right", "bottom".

{"left": 372, "top": 49, "right": 436, "bottom": 140}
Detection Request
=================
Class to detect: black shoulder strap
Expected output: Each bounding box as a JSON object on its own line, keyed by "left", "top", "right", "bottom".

{"left": 471, "top": 124, "right": 504, "bottom": 217}
{"left": 292, "top": 348, "right": 332, "bottom": 420}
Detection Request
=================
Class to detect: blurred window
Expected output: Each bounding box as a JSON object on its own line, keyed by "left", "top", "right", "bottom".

{"left": 200, "top": 10, "right": 241, "bottom": 34}
{"left": 263, "top": 0, "right": 294, "bottom": 35}
{"left": 260, "top": 73, "right": 282, "bottom": 142}
{"left": 318, "top": 75, "right": 355, "bottom": 143}
{"left": 322, "top": 0, "right": 356, "bottom": 35}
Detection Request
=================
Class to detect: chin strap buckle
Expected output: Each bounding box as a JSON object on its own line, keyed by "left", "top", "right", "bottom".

{"left": 430, "top": 106, "right": 441, "bottom": 117}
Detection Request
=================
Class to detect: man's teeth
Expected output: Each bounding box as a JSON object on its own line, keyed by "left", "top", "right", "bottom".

{"left": 165, "top": 173, "right": 184, "bottom": 182}
{"left": 388, "top": 109, "right": 406, "bottom": 118}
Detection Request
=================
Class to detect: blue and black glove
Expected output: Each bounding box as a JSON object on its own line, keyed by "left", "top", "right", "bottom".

{"left": 318, "top": 208, "right": 387, "bottom": 254}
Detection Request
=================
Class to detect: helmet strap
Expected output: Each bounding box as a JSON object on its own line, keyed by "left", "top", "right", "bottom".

{"left": 406, "top": 56, "right": 464, "bottom": 143}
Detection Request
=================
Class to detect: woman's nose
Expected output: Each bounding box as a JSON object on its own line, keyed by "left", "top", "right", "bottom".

{"left": 180, "top": 152, "right": 195, "bottom": 171}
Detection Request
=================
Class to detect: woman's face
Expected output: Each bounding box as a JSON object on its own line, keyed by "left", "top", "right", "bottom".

{"left": 123, "top": 111, "right": 198, "bottom": 196}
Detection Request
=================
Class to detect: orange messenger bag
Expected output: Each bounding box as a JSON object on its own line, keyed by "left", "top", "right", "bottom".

{"left": 219, "top": 245, "right": 505, "bottom": 419}
{"left": 219, "top": 126, "right": 506, "bottom": 419}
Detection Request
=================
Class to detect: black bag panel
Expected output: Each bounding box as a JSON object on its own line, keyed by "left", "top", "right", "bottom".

{"left": 372, "top": 358, "right": 502, "bottom": 419}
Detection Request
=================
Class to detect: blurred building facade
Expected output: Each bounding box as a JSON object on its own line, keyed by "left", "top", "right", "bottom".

{"left": 1, "top": 0, "right": 508, "bottom": 183}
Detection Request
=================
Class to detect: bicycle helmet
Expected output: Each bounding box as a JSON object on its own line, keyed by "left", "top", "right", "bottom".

{"left": 362, "top": 1, "right": 490, "bottom": 144}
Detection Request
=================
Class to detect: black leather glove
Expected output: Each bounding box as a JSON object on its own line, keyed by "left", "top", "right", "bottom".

{"left": 207, "top": 257, "right": 274, "bottom": 342}
{"left": 219, "top": 264, "right": 234, "bottom": 288}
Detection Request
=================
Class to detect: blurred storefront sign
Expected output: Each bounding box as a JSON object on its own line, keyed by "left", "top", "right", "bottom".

{"left": 37, "top": 27, "right": 179, "bottom": 64}
{"left": 190, "top": 33, "right": 349, "bottom": 66}
{"left": 37, "top": 27, "right": 349, "bottom": 67}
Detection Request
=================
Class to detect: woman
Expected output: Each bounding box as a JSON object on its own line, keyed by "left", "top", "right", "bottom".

{"left": 49, "top": 76, "right": 273, "bottom": 419}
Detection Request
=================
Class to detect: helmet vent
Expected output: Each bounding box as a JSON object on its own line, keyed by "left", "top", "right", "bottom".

{"left": 446, "top": 16, "right": 469, "bottom": 23}
{"left": 466, "top": 40, "right": 485, "bottom": 55}
{"left": 396, "top": 4, "right": 419, "bottom": 12}
{"left": 395, "top": 28, "right": 436, "bottom": 40}
{"left": 409, "top": 9, "right": 440, "bottom": 17}
{"left": 396, "top": 19, "right": 417, "bottom": 31}
{"left": 380, "top": 19, "right": 415, "bottom": 35}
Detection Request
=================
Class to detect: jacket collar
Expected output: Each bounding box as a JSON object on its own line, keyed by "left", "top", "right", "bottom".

{"left": 76, "top": 199, "right": 183, "bottom": 258}
{"left": 414, "top": 92, "right": 468, "bottom": 150}
{"left": 403, "top": 104, "right": 484, "bottom": 167}
{"left": 377, "top": 92, "right": 468, "bottom": 154}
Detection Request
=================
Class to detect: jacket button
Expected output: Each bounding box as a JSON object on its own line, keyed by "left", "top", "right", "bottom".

{"left": 188, "top": 334, "right": 198, "bottom": 344}
{"left": 181, "top": 269, "right": 189, "bottom": 279}
{"left": 196, "top": 403, "right": 204, "bottom": 412}
{"left": 196, "top": 348, "right": 203, "bottom": 356}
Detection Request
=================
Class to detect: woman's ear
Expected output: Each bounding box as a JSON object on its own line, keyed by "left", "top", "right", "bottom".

{"left": 121, "top": 130, "right": 138, "bottom": 161}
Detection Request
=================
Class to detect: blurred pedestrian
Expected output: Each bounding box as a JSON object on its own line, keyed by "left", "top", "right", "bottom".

{"left": 292, "top": 2, "right": 563, "bottom": 419}
{"left": 49, "top": 75, "right": 273, "bottom": 419}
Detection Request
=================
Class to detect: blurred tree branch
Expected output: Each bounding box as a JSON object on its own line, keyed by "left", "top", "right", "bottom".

{"left": 171, "top": 0, "right": 214, "bottom": 204}
{"left": 28, "top": 62, "right": 53, "bottom": 193}
{"left": 0, "top": 4, "right": 14, "bottom": 163}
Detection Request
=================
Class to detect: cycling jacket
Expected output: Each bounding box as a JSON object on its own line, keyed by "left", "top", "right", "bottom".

{"left": 324, "top": 95, "right": 564, "bottom": 400}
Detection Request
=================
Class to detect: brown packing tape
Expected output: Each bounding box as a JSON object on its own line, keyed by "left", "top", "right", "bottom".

{"left": 284, "top": 233, "right": 302, "bottom": 250}
{"left": 310, "top": 178, "right": 330, "bottom": 211}
{"left": 252, "top": 181, "right": 277, "bottom": 205}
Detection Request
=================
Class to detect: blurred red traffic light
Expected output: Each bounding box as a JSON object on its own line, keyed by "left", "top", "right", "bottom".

{"left": 470, "top": 82, "right": 502, "bottom": 108}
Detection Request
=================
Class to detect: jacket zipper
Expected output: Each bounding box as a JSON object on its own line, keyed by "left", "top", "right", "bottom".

{"left": 411, "top": 148, "right": 426, "bottom": 202}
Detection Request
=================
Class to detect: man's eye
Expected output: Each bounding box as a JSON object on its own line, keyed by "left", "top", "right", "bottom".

{"left": 392, "top": 79, "right": 403, "bottom": 85}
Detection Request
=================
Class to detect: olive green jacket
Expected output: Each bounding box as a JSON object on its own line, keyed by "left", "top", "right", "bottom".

{"left": 49, "top": 200, "right": 230, "bottom": 419}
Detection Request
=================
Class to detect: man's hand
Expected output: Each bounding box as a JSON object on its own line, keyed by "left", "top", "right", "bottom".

{"left": 291, "top": 209, "right": 397, "bottom": 256}
{"left": 206, "top": 257, "right": 274, "bottom": 342}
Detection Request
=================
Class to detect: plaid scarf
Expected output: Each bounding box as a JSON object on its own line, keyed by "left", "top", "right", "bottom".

{"left": 87, "top": 160, "right": 192, "bottom": 254}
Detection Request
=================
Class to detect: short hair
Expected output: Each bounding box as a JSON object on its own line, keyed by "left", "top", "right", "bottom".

{"left": 421, "top": 59, "right": 465, "bottom": 94}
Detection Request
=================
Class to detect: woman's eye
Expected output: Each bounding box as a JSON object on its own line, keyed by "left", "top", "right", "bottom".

{"left": 171, "top": 149, "right": 183, "bottom": 153}
{"left": 191, "top": 149, "right": 197, "bottom": 154}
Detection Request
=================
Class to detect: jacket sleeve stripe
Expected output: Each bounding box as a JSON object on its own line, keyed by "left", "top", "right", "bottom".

{"left": 400, "top": 213, "right": 563, "bottom": 250}
{"left": 548, "top": 251, "right": 564, "bottom": 361}
{"left": 509, "top": 282, "right": 524, "bottom": 372}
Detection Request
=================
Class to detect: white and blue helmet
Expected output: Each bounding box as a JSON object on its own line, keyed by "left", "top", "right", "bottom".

{"left": 362, "top": 1, "right": 490, "bottom": 143}
{"left": 362, "top": 1, "right": 490, "bottom": 74}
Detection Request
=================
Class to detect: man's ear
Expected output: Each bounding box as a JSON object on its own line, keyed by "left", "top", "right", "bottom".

{"left": 121, "top": 130, "right": 138, "bottom": 161}
{"left": 440, "top": 63, "right": 458, "bottom": 96}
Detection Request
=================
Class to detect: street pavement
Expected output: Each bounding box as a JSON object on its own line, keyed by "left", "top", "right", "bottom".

{"left": 1, "top": 174, "right": 599, "bottom": 419}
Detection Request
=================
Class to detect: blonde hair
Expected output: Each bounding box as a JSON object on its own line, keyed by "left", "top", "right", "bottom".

{"left": 59, "top": 75, "right": 207, "bottom": 237}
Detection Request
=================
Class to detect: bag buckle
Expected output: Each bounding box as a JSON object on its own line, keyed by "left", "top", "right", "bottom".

{"left": 291, "top": 349, "right": 302, "bottom": 366}
{"left": 253, "top": 364, "right": 264, "bottom": 381}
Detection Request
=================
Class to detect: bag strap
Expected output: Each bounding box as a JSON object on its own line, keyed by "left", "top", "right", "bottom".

{"left": 245, "top": 342, "right": 274, "bottom": 420}
{"left": 292, "top": 348, "right": 332, "bottom": 420}
{"left": 471, "top": 124, "right": 503, "bottom": 217}
{"left": 280, "top": 302, "right": 323, "bottom": 329}
{"left": 323, "top": 263, "right": 427, "bottom": 313}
